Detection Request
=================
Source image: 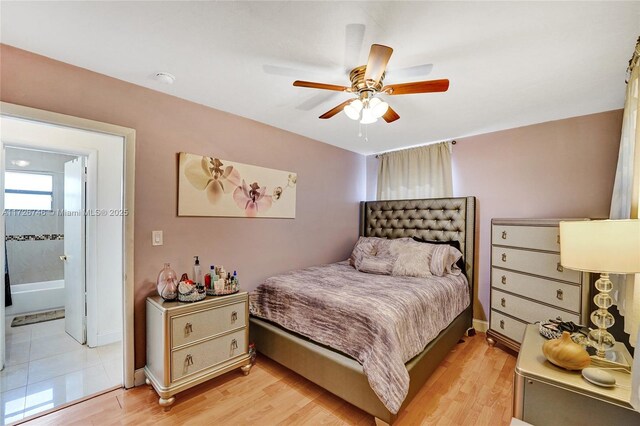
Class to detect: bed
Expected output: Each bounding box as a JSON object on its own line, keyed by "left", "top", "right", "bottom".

{"left": 249, "top": 197, "right": 476, "bottom": 424}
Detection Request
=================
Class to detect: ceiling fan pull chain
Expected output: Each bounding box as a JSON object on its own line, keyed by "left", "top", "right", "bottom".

{"left": 358, "top": 122, "right": 363, "bottom": 138}
{"left": 364, "top": 125, "right": 369, "bottom": 143}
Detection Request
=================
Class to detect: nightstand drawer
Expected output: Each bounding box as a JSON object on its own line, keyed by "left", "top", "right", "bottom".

{"left": 491, "top": 290, "right": 580, "bottom": 324}
{"left": 491, "top": 247, "right": 581, "bottom": 283}
{"left": 492, "top": 225, "right": 560, "bottom": 252}
{"left": 490, "top": 310, "right": 527, "bottom": 343}
{"left": 171, "top": 329, "right": 247, "bottom": 382}
{"left": 171, "top": 301, "right": 246, "bottom": 348}
{"left": 491, "top": 268, "right": 581, "bottom": 313}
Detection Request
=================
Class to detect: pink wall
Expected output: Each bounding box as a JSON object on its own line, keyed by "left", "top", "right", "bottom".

{"left": 0, "top": 45, "right": 365, "bottom": 368}
{"left": 366, "top": 110, "right": 622, "bottom": 321}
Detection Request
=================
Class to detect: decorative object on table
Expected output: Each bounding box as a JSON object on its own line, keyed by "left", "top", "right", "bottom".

{"left": 538, "top": 319, "right": 585, "bottom": 340}
{"left": 559, "top": 220, "right": 640, "bottom": 361}
{"left": 542, "top": 331, "right": 591, "bottom": 371}
{"left": 177, "top": 278, "right": 206, "bottom": 303}
{"left": 178, "top": 152, "right": 297, "bottom": 218}
{"left": 156, "top": 263, "right": 178, "bottom": 301}
{"left": 582, "top": 367, "right": 617, "bottom": 388}
{"left": 205, "top": 265, "right": 240, "bottom": 296}
{"left": 192, "top": 256, "right": 203, "bottom": 288}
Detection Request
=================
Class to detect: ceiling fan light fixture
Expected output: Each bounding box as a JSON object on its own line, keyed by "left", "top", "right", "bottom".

{"left": 344, "top": 99, "right": 363, "bottom": 120}
{"left": 369, "top": 97, "right": 389, "bottom": 119}
{"left": 360, "top": 108, "right": 378, "bottom": 124}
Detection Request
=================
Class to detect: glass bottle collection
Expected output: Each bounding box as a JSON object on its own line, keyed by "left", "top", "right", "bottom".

{"left": 156, "top": 255, "right": 239, "bottom": 301}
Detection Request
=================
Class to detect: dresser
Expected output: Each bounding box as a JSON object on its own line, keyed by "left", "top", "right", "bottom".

{"left": 514, "top": 325, "right": 640, "bottom": 425}
{"left": 145, "top": 292, "right": 252, "bottom": 407}
{"left": 487, "top": 219, "right": 590, "bottom": 351}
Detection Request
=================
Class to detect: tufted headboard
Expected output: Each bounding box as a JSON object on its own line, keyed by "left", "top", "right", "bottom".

{"left": 359, "top": 197, "right": 476, "bottom": 292}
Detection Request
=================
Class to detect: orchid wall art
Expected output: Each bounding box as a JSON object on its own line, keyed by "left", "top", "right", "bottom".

{"left": 178, "top": 152, "right": 297, "bottom": 218}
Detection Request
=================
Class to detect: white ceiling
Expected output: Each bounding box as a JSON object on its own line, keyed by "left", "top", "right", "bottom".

{"left": 1, "top": 2, "right": 639, "bottom": 155}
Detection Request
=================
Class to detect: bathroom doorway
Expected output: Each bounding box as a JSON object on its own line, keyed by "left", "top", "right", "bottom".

{"left": 4, "top": 149, "right": 88, "bottom": 343}
{"left": 0, "top": 106, "right": 134, "bottom": 424}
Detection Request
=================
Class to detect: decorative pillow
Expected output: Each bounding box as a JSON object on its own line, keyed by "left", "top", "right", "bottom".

{"left": 428, "top": 244, "right": 463, "bottom": 276}
{"left": 389, "top": 240, "right": 433, "bottom": 278}
{"left": 356, "top": 254, "right": 396, "bottom": 275}
{"left": 349, "top": 237, "right": 380, "bottom": 267}
{"left": 412, "top": 237, "right": 466, "bottom": 275}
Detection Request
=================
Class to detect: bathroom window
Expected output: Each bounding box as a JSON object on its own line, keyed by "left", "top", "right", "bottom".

{"left": 4, "top": 171, "right": 54, "bottom": 211}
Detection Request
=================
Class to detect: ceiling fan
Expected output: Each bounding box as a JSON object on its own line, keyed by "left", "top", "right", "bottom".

{"left": 293, "top": 44, "right": 449, "bottom": 124}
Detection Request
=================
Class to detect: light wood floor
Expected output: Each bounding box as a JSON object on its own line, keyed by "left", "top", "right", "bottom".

{"left": 22, "top": 332, "right": 517, "bottom": 425}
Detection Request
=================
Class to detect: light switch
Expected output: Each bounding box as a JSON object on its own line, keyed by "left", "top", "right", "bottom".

{"left": 152, "top": 230, "right": 163, "bottom": 246}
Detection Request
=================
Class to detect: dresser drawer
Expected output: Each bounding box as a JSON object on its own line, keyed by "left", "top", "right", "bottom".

{"left": 491, "top": 289, "right": 580, "bottom": 324}
{"left": 492, "top": 225, "right": 560, "bottom": 252}
{"left": 171, "top": 329, "right": 247, "bottom": 382}
{"left": 490, "top": 310, "right": 527, "bottom": 343}
{"left": 171, "top": 301, "right": 246, "bottom": 348}
{"left": 491, "top": 268, "right": 581, "bottom": 313}
{"left": 491, "top": 247, "right": 581, "bottom": 283}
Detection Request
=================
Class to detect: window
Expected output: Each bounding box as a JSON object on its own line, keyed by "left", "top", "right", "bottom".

{"left": 4, "top": 171, "right": 54, "bottom": 210}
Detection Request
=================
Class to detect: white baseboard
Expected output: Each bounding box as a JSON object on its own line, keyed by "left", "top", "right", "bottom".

{"left": 473, "top": 319, "right": 489, "bottom": 333}
{"left": 134, "top": 368, "right": 146, "bottom": 387}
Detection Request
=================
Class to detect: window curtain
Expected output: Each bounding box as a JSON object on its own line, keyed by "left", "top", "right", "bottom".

{"left": 376, "top": 142, "right": 453, "bottom": 200}
{"left": 609, "top": 38, "right": 640, "bottom": 412}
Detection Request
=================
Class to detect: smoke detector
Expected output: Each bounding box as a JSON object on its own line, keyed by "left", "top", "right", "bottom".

{"left": 154, "top": 72, "right": 176, "bottom": 85}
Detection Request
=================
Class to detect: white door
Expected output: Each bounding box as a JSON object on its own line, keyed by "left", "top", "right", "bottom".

{"left": 63, "top": 158, "right": 86, "bottom": 344}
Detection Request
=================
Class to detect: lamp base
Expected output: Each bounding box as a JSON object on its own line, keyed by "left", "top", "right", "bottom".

{"left": 589, "top": 349, "right": 631, "bottom": 373}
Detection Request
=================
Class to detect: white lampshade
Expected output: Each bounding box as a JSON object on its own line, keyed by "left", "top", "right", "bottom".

{"left": 560, "top": 220, "right": 640, "bottom": 273}
{"left": 368, "top": 97, "right": 389, "bottom": 118}
{"left": 360, "top": 108, "right": 377, "bottom": 124}
{"left": 344, "top": 99, "right": 362, "bottom": 120}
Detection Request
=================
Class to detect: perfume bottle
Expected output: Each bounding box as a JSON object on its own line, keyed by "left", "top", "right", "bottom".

{"left": 157, "top": 263, "right": 178, "bottom": 301}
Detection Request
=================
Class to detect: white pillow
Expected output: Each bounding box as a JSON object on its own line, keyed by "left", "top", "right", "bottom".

{"left": 390, "top": 240, "right": 432, "bottom": 278}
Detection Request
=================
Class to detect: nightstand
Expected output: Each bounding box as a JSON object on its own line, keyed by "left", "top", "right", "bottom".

{"left": 145, "top": 292, "right": 252, "bottom": 407}
{"left": 513, "top": 325, "right": 639, "bottom": 425}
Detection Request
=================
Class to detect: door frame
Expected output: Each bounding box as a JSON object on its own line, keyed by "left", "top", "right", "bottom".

{"left": 0, "top": 101, "right": 136, "bottom": 388}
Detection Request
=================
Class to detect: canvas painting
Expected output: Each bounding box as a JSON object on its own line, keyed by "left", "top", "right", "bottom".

{"left": 178, "top": 152, "right": 297, "bottom": 218}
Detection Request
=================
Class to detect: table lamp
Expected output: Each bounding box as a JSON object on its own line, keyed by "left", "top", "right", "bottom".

{"left": 560, "top": 219, "right": 640, "bottom": 358}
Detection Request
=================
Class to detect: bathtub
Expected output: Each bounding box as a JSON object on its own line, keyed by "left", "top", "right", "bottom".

{"left": 5, "top": 279, "right": 65, "bottom": 316}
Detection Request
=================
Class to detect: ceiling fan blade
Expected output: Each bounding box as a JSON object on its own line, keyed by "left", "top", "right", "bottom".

{"left": 382, "top": 107, "right": 400, "bottom": 123}
{"left": 296, "top": 91, "right": 341, "bottom": 111}
{"left": 319, "top": 99, "right": 353, "bottom": 119}
{"left": 364, "top": 44, "right": 393, "bottom": 84}
{"left": 383, "top": 79, "right": 449, "bottom": 95}
{"left": 293, "top": 80, "right": 350, "bottom": 92}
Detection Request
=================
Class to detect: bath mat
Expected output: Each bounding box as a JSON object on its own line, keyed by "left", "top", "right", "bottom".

{"left": 11, "top": 309, "right": 65, "bottom": 327}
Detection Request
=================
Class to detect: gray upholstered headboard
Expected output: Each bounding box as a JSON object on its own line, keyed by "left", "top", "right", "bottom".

{"left": 359, "top": 197, "right": 476, "bottom": 292}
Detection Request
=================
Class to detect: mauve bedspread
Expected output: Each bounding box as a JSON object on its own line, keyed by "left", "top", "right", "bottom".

{"left": 248, "top": 261, "right": 470, "bottom": 414}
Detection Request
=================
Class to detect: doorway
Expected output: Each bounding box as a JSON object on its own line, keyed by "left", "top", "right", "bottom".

{"left": 0, "top": 103, "right": 135, "bottom": 424}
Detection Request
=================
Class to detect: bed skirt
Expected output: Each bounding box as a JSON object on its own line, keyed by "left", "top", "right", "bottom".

{"left": 249, "top": 305, "right": 473, "bottom": 424}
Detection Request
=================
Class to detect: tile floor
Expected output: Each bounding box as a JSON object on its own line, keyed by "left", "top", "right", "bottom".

{"left": 0, "top": 317, "right": 122, "bottom": 424}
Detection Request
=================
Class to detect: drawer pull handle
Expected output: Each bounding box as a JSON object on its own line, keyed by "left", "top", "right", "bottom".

{"left": 501, "top": 275, "right": 507, "bottom": 285}
{"left": 231, "top": 311, "right": 238, "bottom": 322}
{"left": 557, "top": 234, "right": 560, "bottom": 244}
{"left": 501, "top": 253, "right": 507, "bottom": 262}
{"left": 501, "top": 231, "right": 507, "bottom": 240}
{"left": 556, "top": 262, "right": 564, "bottom": 272}
{"left": 556, "top": 289, "right": 564, "bottom": 300}
{"left": 231, "top": 339, "right": 238, "bottom": 350}
{"left": 500, "top": 320, "right": 505, "bottom": 329}
{"left": 185, "top": 323, "right": 193, "bottom": 334}
{"left": 185, "top": 354, "right": 193, "bottom": 366}
{"left": 501, "top": 297, "right": 506, "bottom": 308}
